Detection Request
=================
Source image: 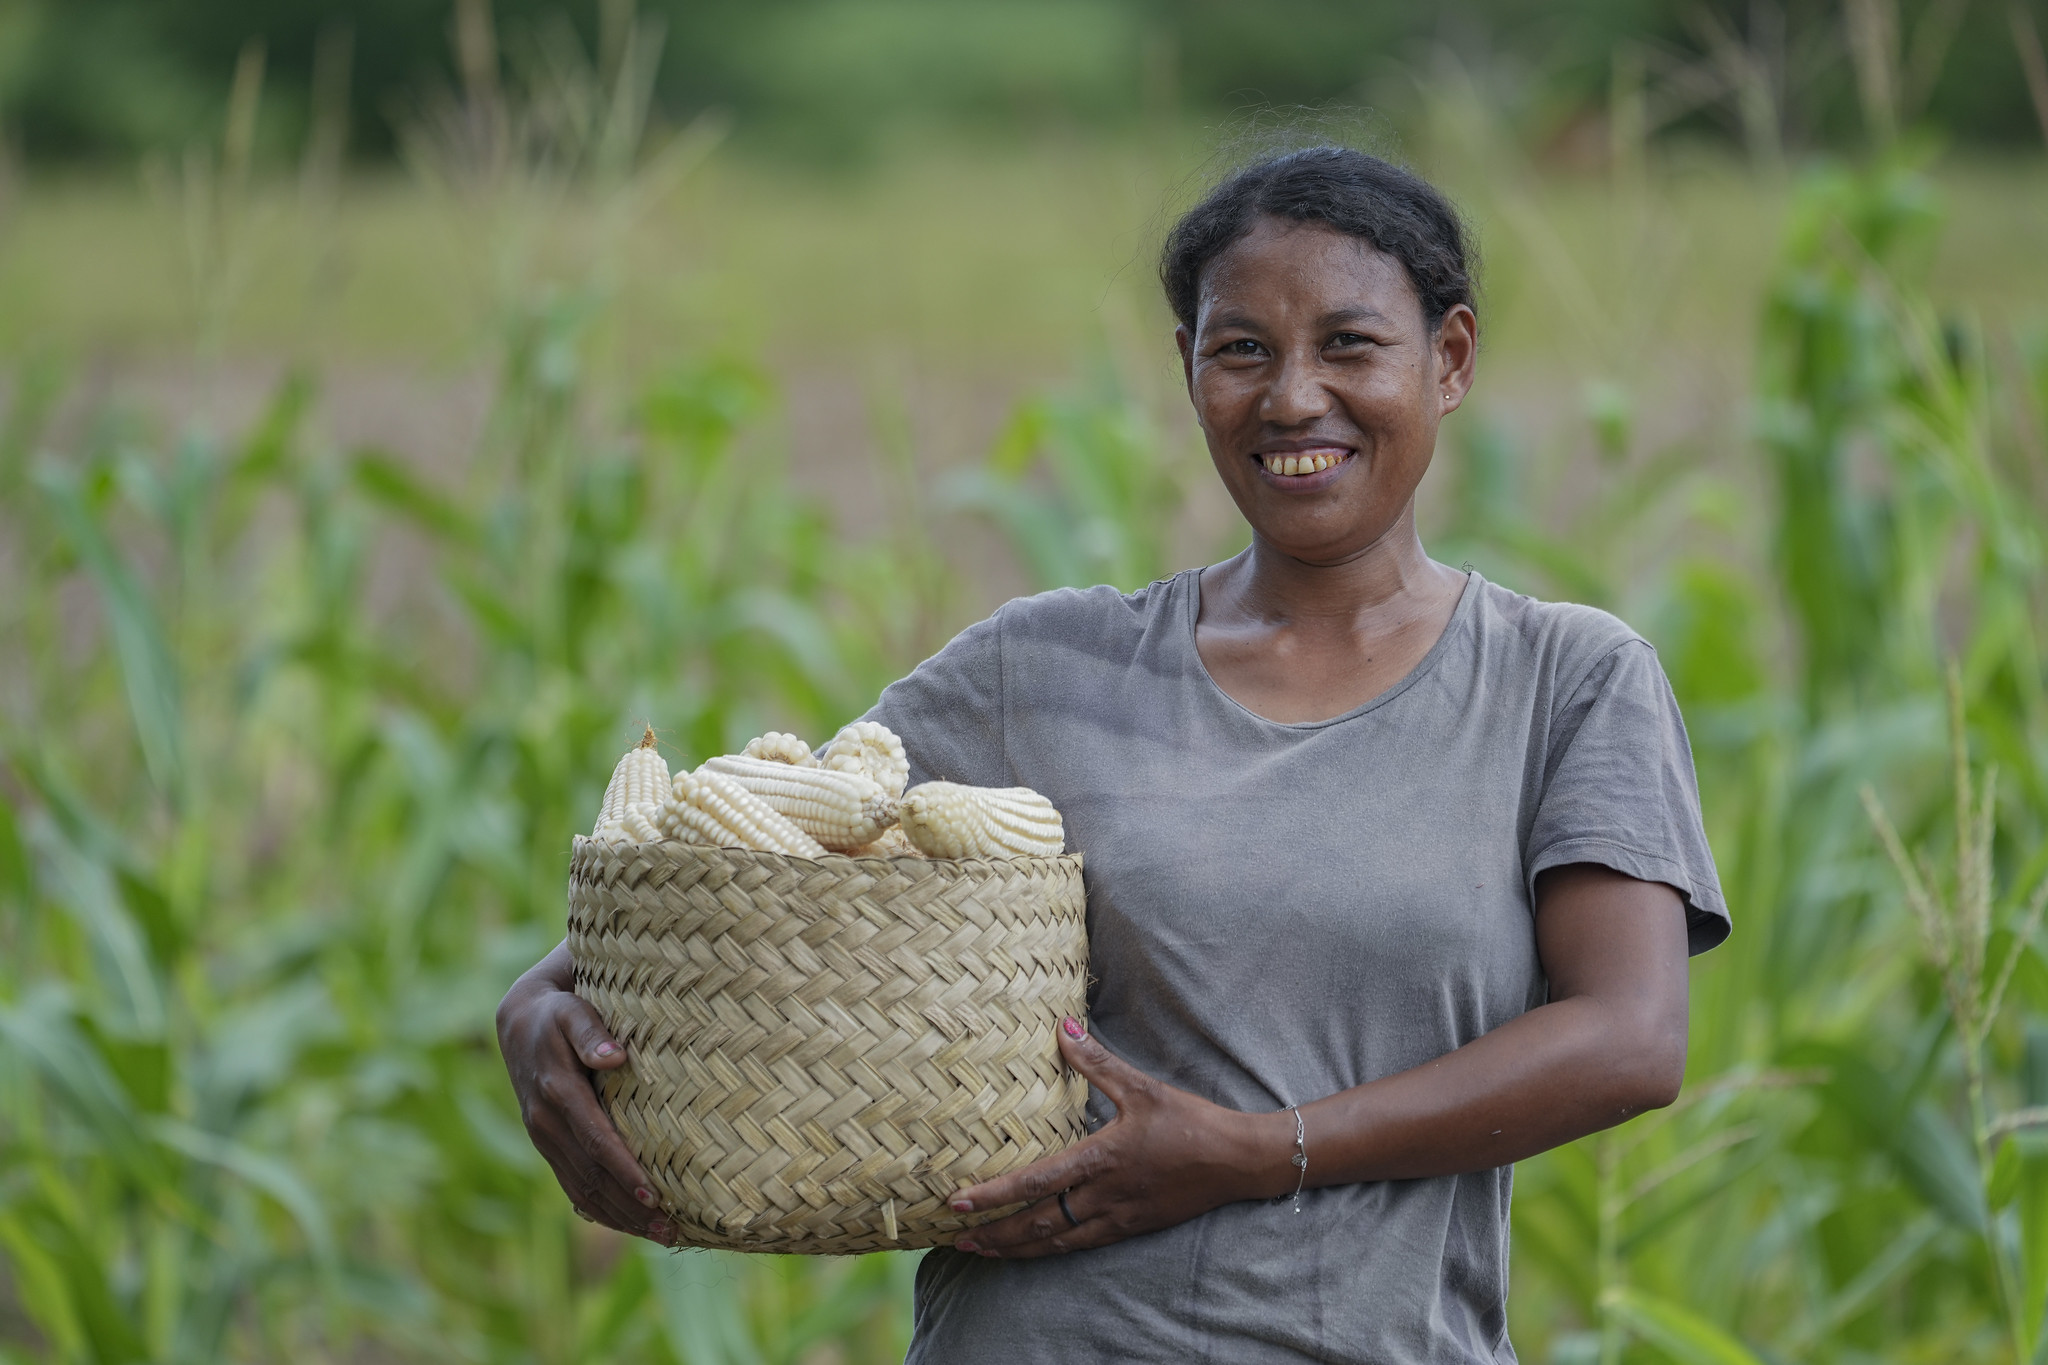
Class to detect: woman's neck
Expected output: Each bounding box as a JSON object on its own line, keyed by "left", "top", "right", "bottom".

{"left": 1214, "top": 508, "right": 1458, "bottom": 631}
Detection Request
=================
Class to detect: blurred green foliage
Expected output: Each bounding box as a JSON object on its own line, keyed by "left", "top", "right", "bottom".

{"left": 2, "top": 0, "right": 2046, "bottom": 161}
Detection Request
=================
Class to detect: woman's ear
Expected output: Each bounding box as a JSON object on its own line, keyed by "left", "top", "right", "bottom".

{"left": 1176, "top": 324, "right": 1196, "bottom": 397}
{"left": 1434, "top": 304, "right": 1478, "bottom": 413}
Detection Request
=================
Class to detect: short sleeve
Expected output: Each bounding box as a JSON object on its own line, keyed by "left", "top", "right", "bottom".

{"left": 1526, "top": 640, "right": 1730, "bottom": 955}
{"left": 862, "top": 607, "right": 1011, "bottom": 787}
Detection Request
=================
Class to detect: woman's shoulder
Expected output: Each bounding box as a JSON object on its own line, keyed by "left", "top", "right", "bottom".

{"left": 1467, "top": 574, "right": 1654, "bottom": 693}
{"left": 992, "top": 573, "right": 1186, "bottom": 641}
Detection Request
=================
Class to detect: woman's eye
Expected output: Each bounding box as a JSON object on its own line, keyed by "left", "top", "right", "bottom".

{"left": 1221, "top": 339, "right": 1262, "bottom": 357}
{"left": 1328, "top": 332, "right": 1369, "bottom": 349}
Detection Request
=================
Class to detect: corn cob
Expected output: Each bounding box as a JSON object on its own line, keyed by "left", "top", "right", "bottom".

{"left": 847, "top": 826, "right": 926, "bottom": 858}
{"left": 898, "top": 782, "right": 1065, "bottom": 859}
{"left": 594, "top": 727, "right": 671, "bottom": 840}
{"left": 818, "top": 721, "right": 910, "bottom": 799}
{"left": 700, "top": 754, "right": 899, "bottom": 852}
{"left": 659, "top": 768, "right": 826, "bottom": 857}
{"left": 617, "top": 803, "right": 665, "bottom": 844}
{"left": 740, "top": 731, "right": 815, "bottom": 766}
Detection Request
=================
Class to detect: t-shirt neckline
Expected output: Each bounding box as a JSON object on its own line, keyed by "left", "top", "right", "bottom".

{"left": 1178, "top": 565, "right": 1481, "bottom": 731}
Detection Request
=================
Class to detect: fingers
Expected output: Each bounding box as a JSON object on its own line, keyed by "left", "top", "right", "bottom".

{"left": 559, "top": 995, "right": 629, "bottom": 1071}
{"left": 532, "top": 1121, "right": 657, "bottom": 1234}
{"left": 1055, "top": 1018, "right": 1153, "bottom": 1110}
{"left": 953, "top": 1191, "right": 1127, "bottom": 1260}
{"left": 534, "top": 1059, "right": 658, "bottom": 1213}
{"left": 542, "top": 999, "right": 656, "bottom": 1195}
{"left": 949, "top": 1135, "right": 1105, "bottom": 1216}
{"left": 500, "top": 958, "right": 672, "bottom": 1240}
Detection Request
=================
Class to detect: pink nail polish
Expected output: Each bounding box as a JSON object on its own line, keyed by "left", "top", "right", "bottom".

{"left": 955, "top": 1239, "right": 979, "bottom": 1252}
{"left": 1063, "top": 1017, "right": 1086, "bottom": 1039}
{"left": 595, "top": 1042, "right": 619, "bottom": 1058}
{"left": 636, "top": 1186, "right": 657, "bottom": 1207}
{"left": 951, "top": 1198, "right": 974, "bottom": 1212}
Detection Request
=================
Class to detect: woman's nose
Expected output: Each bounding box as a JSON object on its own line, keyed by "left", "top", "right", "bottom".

{"left": 1258, "top": 355, "right": 1332, "bottom": 427}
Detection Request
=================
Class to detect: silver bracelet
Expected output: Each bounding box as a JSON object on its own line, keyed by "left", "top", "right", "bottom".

{"left": 1283, "top": 1106, "right": 1306, "bottom": 1214}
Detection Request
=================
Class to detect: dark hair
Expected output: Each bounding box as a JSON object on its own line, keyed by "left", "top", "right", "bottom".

{"left": 1159, "top": 146, "right": 1475, "bottom": 333}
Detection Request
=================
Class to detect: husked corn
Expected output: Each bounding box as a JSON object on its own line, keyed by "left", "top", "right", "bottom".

{"left": 819, "top": 721, "right": 910, "bottom": 798}
{"left": 595, "top": 727, "right": 671, "bottom": 841}
{"left": 701, "top": 754, "right": 899, "bottom": 851}
{"left": 659, "top": 768, "right": 826, "bottom": 857}
{"left": 617, "top": 803, "right": 665, "bottom": 843}
{"left": 741, "top": 731, "right": 815, "bottom": 766}
{"left": 847, "top": 826, "right": 926, "bottom": 858}
{"left": 899, "top": 782, "right": 1064, "bottom": 859}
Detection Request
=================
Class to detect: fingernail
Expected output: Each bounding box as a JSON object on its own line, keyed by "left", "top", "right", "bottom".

{"left": 648, "top": 1220, "right": 670, "bottom": 1241}
{"left": 954, "top": 1239, "right": 979, "bottom": 1252}
{"left": 636, "top": 1186, "right": 657, "bottom": 1208}
{"left": 1063, "top": 1017, "right": 1086, "bottom": 1039}
{"left": 950, "top": 1198, "right": 974, "bottom": 1213}
{"left": 594, "top": 1042, "right": 620, "bottom": 1058}
{"left": 573, "top": 1206, "right": 596, "bottom": 1223}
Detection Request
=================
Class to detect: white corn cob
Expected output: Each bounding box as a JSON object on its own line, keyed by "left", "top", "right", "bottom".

{"left": 740, "top": 731, "right": 815, "bottom": 766}
{"left": 847, "top": 826, "right": 926, "bottom": 858}
{"left": 594, "top": 727, "right": 671, "bottom": 840}
{"left": 658, "top": 768, "right": 826, "bottom": 857}
{"left": 818, "top": 721, "right": 910, "bottom": 799}
{"left": 700, "top": 754, "right": 900, "bottom": 852}
{"left": 898, "top": 782, "right": 1065, "bottom": 859}
{"left": 617, "top": 803, "right": 665, "bottom": 843}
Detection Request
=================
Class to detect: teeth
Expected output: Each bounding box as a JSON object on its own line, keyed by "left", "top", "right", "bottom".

{"left": 1261, "top": 451, "right": 1348, "bottom": 475}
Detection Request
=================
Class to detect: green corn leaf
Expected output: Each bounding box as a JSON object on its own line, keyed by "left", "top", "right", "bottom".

{"left": 647, "top": 1244, "right": 768, "bottom": 1365}
{"left": 1786, "top": 1039, "right": 1986, "bottom": 1230}
{"left": 34, "top": 461, "right": 184, "bottom": 797}
{"left": 25, "top": 815, "right": 165, "bottom": 1039}
{"left": 0, "top": 988, "right": 159, "bottom": 1177}
{"left": 149, "top": 1117, "right": 337, "bottom": 1268}
{"left": 0, "top": 1192, "right": 150, "bottom": 1364}
{"left": 353, "top": 449, "right": 478, "bottom": 547}
{"left": 0, "top": 1211, "right": 88, "bottom": 1361}
{"left": 1601, "top": 1286, "right": 1769, "bottom": 1365}
{"left": 2017, "top": 1144, "right": 2048, "bottom": 1358}
{"left": 0, "top": 783, "right": 30, "bottom": 910}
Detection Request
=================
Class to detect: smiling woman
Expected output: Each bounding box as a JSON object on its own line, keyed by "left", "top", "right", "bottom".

{"left": 496, "top": 145, "right": 1729, "bottom": 1364}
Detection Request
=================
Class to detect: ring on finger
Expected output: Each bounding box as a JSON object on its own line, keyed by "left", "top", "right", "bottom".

{"left": 1057, "top": 1189, "right": 1082, "bottom": 1229}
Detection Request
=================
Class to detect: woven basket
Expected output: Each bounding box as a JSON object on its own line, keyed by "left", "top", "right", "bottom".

{"left": 566, "top": 836, "right": 1091, "bottom": 1254}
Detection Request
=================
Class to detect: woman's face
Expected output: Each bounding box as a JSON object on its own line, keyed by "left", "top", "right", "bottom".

{"left": 1178, "top": 216, "right": 1477, "bottom": 568}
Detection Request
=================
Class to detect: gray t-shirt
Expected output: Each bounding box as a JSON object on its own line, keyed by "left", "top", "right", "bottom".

{"left": 867, "top": 569, "right": 1728, "bottom": 1365}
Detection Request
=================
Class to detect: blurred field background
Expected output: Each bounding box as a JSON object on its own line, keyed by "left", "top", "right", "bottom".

{"left": 4, "top": 1, "right": 2048, "bottom": 1362}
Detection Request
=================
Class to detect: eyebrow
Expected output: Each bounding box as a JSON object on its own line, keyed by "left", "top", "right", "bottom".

{"left": 1318, "top": 306, "right": 1392, "bottom": 329}
{"left": 1202, "top": 305, "right": 1394, "bottom": 332}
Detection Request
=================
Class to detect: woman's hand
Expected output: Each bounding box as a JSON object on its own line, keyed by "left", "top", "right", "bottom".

{"left": 945, "top": 1017, "right": 1294, "bottom": 1259}
{"left": 945, "top": 866, "right": 1689, "bottom": 1259}
{"left": 496, "top": 940, "right": 671, "bottom": 1242}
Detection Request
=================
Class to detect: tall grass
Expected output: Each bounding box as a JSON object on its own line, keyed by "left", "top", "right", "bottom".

{"left": 5, "top": 23, "right": 2048, "bottom": 1365}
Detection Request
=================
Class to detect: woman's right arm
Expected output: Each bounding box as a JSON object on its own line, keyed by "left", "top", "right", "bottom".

{"left": 496, "top": 940, "right": 670, "bottom": 1241}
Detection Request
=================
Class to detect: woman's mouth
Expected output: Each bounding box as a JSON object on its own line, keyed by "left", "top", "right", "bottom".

{"left": 1255, "top": 448, "right": 1353, "bottom": 478}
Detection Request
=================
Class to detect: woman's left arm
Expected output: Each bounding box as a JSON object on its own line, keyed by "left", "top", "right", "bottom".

{"left": 949, "top": 862, "right": 1689, "bottom": 1259}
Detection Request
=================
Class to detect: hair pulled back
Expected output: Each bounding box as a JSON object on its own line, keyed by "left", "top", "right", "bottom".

{"left": 1160, "top": 146, "right": 1475, "bottom": 334}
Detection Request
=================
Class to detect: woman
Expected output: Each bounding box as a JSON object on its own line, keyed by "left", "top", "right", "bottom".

{"left": 497, "top": 146, "right": 1728, "bottom": 1363}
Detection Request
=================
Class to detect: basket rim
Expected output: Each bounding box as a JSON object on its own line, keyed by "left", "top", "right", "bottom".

{"left": 570, "top": 831, "right": 1082, "bottom": 872}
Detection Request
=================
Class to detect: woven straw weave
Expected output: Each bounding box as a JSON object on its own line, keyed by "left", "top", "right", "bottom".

{"left": 566, "top": 836, "right": 1091, "bottom": 1254}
